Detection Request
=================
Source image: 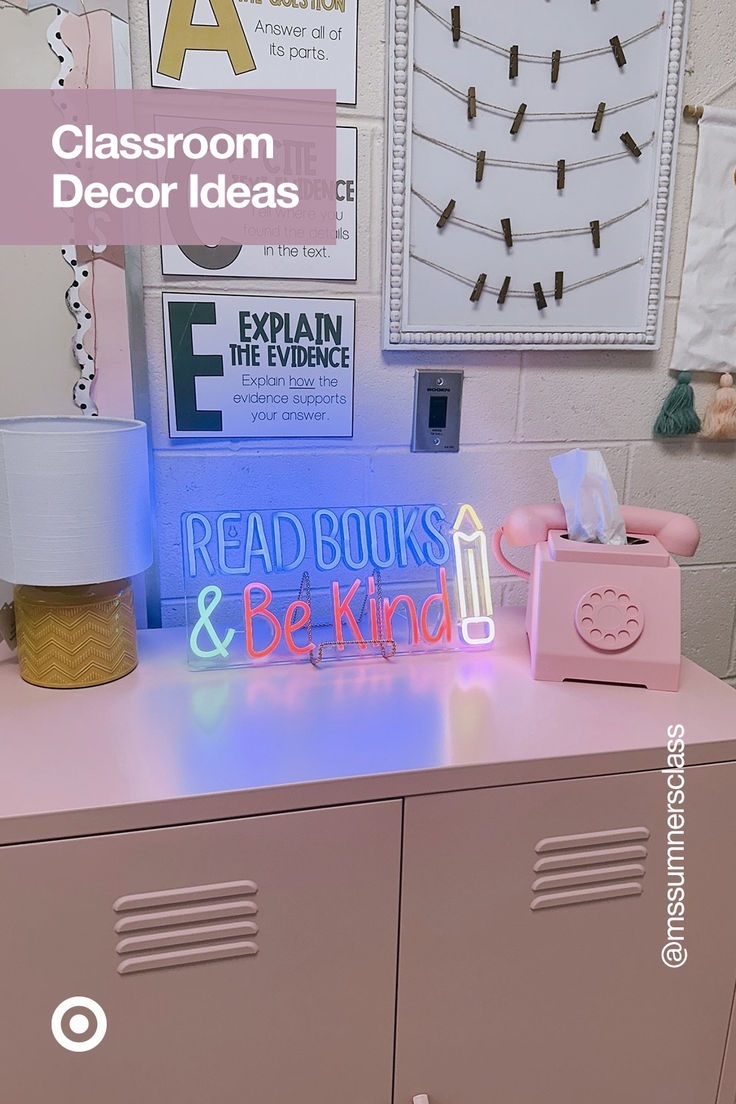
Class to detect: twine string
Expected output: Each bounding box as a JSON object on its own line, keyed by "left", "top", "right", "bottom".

{"left": 413, "top": 189, "right": 650, "bottom": 241}
{"left": 410, "top": 252, "right": 645, "bottom": 298}
{"left": 413, "top": 128, "right": 657, "bottom": 173}
{"left": 414, "top": 65, "right": 659, "bottom": 120}
{"left": 416, "top": 1, "right": 666, "bottom": 64}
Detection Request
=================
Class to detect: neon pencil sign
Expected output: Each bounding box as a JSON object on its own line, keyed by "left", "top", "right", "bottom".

{"left": 182, "top": 503, "right": 495, "bottom": 668}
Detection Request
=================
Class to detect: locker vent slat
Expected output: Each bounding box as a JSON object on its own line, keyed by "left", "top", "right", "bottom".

{"left": 535, "top": 827, "right": 650, "bottom": 853}
{"left": 534, "top": 844, "right": 647, "bottom": 873}
{"left": 114, "top": 899, "right": 258, "bottom": 934}
{"left": 113, "top": 879, "right": 257, "bottom": 912}
{"left": 116, "top": 920, "right": 259, "bottom": 956}
{"left": 118, "top": 941, "right": 259, "bottom": 975}
{"left": 532, "top": 863, "right": 646, "bottom": 893}
{"left": 531, "top": 882, "right": 643, "bottom": 911}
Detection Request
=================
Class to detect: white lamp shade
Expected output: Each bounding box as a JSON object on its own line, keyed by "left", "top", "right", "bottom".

{"left": 0, "top": 417, "right": 152, "bottom": 586}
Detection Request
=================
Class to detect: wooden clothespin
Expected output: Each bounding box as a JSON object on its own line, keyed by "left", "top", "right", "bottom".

{"left": 610, "top": 35, "right": 626, "bottom": 68}
{"left": 467, "top": 86, "right": 476, "bottom": 120}
{"left": 451, "top": 6, "right": 461, "bottom": 42}
{"left": 620, "top": 131, "right": 642, "bottom": 158}
{"left": 590, "top": 219, "right": 601, "bottom": 249}
{"left": 437, "top": 199, "right": 456, "bottom": 228}
{"left": 470, "top": 273, "right": 487, "bottom": 302}
{"left": 475, "top": 150, "right": 486, "bottom": 182}
{"left": 501, "top": 218, "right": 513, "bottom": 248}
{"left": 509, "top": 45, "right": 519, "bottom": 80}
{"left": 510, "top": 103, "right": 527, "bottom": 135}
{"left": 497, "top": 276, "right": 511, "bottom": 304}
{"left": 551, "top": 50, "right": 561, "bottom": 84}
{"left": 534, "top": 282, "right": 547, "bottom": 310}
{"left": 557, "top": 159, "right": 566, "bottom": 191}
{"left": 592, "top": 102, "right": 606, "bottom": 134}
{"left": 555, "top": 271, "right": 564, "bottom": 301}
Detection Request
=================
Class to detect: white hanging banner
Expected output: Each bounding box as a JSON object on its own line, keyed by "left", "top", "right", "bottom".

{"left": 670, "top": 107, "right": 736, "bottom": 374}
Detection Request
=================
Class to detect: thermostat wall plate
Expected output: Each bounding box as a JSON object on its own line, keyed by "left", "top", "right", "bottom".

{"left": 412, "top": 370, "right": 463, "bottom": 453}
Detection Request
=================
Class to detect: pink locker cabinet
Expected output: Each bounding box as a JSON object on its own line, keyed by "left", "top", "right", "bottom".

{"left": 394, "top": 764, "right": 736, "bottom": 1104}
{"left": 0, "top": 800, "right": 401, "bottom": 1104}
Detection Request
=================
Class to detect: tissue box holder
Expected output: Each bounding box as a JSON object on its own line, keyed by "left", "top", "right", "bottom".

{"left": 527, "top": 530, "right": 683, "bottom": 691}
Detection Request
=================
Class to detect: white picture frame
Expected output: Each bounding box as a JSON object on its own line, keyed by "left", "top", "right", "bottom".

{"left": 384, "top": 0, "right": 689, "bottom": 350}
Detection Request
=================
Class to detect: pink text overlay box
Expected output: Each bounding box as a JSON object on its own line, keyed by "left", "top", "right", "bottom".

{"left": 0, "top": 88, "right": 336, "bottom": 247}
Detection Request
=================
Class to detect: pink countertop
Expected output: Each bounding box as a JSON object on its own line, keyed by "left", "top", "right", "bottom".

{"left": 2, "top": 608, "right": 735, "bottom": 845}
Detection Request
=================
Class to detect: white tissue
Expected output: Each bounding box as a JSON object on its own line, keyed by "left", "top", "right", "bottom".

{"left": 550, "top": 449, "right": 627, "bottom": 545}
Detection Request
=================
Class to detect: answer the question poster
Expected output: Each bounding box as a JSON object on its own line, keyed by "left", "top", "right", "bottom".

{"left": 148, "top": 0, "right": 358, "bottom": 104}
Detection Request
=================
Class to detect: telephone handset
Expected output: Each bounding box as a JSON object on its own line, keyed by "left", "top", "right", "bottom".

{"left": 492, "top": 504, "right": 700, "bottom": 580}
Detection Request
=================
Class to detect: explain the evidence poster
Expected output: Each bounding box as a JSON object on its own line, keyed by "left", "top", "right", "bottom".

{"left": 163, "top": 292, "right": 355, "bottom": 439}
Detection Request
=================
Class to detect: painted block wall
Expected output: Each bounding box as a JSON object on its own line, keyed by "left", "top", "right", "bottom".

{"left": 121, "top": 0, "right": 736, "bottom": 683}
{"left": 0, "top": 1, "right": 733, "bottom": 684}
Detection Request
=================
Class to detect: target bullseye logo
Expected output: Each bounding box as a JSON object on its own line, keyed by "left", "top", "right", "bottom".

{"left": 51, "top": 997, "right": 107, "bottom": 1052}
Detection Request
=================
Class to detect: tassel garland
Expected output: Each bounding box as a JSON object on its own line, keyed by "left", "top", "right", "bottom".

{"left": 653, "top": 371, "right": 701, "bottom": 437}
{"left": 700, "top": 372, "right": 736, "bottom": 440}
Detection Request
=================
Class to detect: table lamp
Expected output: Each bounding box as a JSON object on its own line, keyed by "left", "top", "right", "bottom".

{"left": 0, "top": 416, "right": 152, "bottom": 688}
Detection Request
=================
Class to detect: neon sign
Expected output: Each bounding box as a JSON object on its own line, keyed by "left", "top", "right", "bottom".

{"left": 182, "top": 503, "right": 495, "bottom": 668}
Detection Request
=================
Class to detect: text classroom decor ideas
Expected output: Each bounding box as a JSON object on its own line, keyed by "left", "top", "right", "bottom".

{"left": 163, "top": 293, "right": 355, "bottom": 438}
{"left": 385, "top": 0, "right": 688, "bottom": 349}
{"left": 183, "top": 503, "right": 495, "bottom": 668}
{"left": 162, "top": 126, "right": 358, "bottom": 280}
{"left": 148, "top": 0, "right": 358, "bottom": 105}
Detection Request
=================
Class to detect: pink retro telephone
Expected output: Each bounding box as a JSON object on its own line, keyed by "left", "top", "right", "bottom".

{"left": 492, "top": 505, "right": 700, "bottom": 691}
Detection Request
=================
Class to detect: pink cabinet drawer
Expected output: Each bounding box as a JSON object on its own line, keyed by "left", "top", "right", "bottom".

{"left": 0, "top": 800, "right": 401, "bottom": 1104}
{"left": 395, "top": 764, "right": 736, "bottom": 1104}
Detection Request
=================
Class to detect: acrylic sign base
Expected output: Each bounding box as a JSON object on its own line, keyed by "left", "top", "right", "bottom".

{"left": 182, "top": 503, "right": 495, "bottom": 669}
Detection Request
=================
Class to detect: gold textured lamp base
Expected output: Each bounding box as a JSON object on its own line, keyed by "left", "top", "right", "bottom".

{"left": 14, "top": 579, "right": 138, "bottom": 689}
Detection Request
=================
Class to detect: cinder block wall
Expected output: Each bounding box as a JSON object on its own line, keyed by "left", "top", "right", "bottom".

{"left": 126, "top": 0, "right": 736, "bottom": 681}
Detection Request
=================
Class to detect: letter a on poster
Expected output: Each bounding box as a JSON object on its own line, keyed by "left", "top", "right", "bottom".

{"left": 148, "top": 0, "right": 358, "bottom": 104}
{"left": 163, "top": 292, "right": 355, "bottom": 439}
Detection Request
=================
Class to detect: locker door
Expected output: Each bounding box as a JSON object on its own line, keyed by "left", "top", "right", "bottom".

{"left": 395, "top": 764, "right": 736, "bottom": 1104}
{"left": 0, "top": 800, "right": 401, "bottom": 1104}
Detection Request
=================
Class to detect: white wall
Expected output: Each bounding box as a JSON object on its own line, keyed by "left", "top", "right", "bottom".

{"left": 1, "top": 0, "right": 734, "bottom": 683}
